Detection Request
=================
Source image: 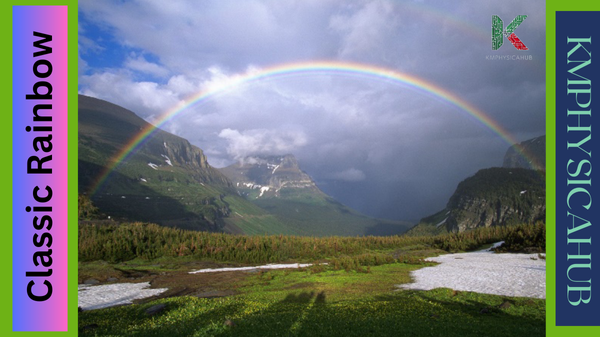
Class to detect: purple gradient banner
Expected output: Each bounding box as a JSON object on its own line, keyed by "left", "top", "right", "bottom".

{"left": 12, "top": 6, "right": 68, "bottom": 331}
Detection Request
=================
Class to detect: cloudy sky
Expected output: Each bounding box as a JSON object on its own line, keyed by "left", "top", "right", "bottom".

{"left": 78, "top": 0, "right": 546, "bottom": 222}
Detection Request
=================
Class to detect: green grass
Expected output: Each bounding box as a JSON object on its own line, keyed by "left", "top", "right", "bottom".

{"left": 79, "top": 263, "right": 545, "bottom": 336}
{"left": 78, "top": 222, "right": 546, "bottom": 335}
{"left": 78, "top": 256, "right": 210, "bottom": 283}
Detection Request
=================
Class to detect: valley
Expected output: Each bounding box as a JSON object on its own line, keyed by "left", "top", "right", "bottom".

{"left": 78, "top": 95, "right": 546, "bottom": 336}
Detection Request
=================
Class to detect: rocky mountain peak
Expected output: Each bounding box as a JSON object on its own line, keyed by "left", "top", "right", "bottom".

{"left": 219, "top": 154, "right": 320, "bottom": 198}
{"left": 161, "top": 140, "right": 209, "bottom": 169}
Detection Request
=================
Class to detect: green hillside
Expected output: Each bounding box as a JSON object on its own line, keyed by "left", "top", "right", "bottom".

{"left": 79, "top": 94, "right": 289, "bottom": 234}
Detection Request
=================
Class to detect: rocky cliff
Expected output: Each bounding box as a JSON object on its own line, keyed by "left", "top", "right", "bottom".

{"left": 444, "top": 168, "right": 545, "bottom": 232}
{"left": 406, "top": 167, "right": 546, "bottom": 235}
{"left": 219, "top": 154, "right": 322, "bottom": 199}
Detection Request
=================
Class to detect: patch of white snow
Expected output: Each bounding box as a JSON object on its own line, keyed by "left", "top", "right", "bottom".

{"left": 190, "top": 263, "right": 321, "bottom": 274}
{"left": 78, "top": 282, "right": 168, "bottom": 311}
{"left": 435, "top": 217, "right": 447, "bottom": 228}
{"left": 161, "top": 154, "right": 173, "bottom": 166}
{"left": 258, "top": 186, "right": 270, "bottom": 198}
{"left": 397, "top": 242, "right": 545, "bottom": 298}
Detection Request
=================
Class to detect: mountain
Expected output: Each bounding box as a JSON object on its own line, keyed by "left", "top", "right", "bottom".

{"left": 443, "top": 167, "right": 545, "bottom": 232}
{"left": 406, "top": 167, "right": 545, "bottom": 235}
{"left": 503, "top": 135, "right": 545, "bottom": 170}
{"left": 78, "top": 94, "right": 286, "bottom": 233}
{"left": 219, "top": 154, "right": 323, "bottom": 200}
{"left": 220, "top": 155, "right": 413, "bottom": 236}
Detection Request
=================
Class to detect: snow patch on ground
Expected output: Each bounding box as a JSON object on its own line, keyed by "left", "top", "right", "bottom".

{"left": 140, "top": 178, "right": 147, "bottom": 182}
{"left": 397, "top": 243, "right": 545, "bottom": 298}
{"left": 435, "top": 217, "right": 447, "bottom": 228}
{"left": 189, "top": 263, "right": 317, "bottom": 274}
{"left": 78, "top": 282, "right": 168, "bottom": 311}
{"left": 148, "top": 163, "right": 158, "bottom": 170}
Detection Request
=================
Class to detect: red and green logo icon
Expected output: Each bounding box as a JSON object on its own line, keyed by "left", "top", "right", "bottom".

{"left": 492, "top": 15, "right": 528, "bottom": 50}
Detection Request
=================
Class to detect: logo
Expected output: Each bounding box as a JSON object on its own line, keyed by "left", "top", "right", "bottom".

{"left": 492, "top": 15, "right": 528, "bottom": 50}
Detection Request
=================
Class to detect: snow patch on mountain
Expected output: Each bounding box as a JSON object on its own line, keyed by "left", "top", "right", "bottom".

{"left": 161, "top": 154, "right": 173, "bottom": 166}
{"left": 258, "top": 186, "right": 270, "bottom": 198}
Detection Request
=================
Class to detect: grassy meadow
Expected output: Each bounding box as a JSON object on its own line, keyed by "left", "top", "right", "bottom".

{"left": 78, "top": 221, "right": 545, "bottom": 336}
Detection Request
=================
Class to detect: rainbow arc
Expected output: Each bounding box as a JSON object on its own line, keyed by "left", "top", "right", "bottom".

{"left": 89, "top": 60, "right": 541, "bottom": 195}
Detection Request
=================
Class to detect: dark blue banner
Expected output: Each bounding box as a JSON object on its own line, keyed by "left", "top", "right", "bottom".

{"left": 556, "top": 11, "right": 598, "bottom": 326}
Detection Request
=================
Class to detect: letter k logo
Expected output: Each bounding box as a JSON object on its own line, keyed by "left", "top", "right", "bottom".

{"left": 492, "top": 15, "right": 528, "bottom": 50}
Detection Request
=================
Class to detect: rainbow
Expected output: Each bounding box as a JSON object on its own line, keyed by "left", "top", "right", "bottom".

{"left": 89, "top": 60, "right": 541, "bottom": 195}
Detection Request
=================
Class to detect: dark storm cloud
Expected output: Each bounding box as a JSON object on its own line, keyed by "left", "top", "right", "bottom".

{"left": 78, "top": 0, "right": 546, "bottom": 221}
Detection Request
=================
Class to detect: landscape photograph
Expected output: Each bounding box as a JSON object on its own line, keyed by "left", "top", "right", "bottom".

{"left": 77, "top": 0, "right": 546, "bottom": 336}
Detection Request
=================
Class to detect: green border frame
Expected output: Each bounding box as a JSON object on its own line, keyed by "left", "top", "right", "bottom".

{"left": 546, "top": 0, "right": 600, "bottom": 335}
{"left": 0, "top": 0, "right": 598, "bottom": 335}
{"left": 1, "top": 0, "right": 78, "bottom": 335}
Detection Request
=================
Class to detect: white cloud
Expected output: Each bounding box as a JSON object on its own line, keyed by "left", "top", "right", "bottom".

{"left": 218, "top": 128, "right": 308, "bottom": 160}
{"left": 79, "top": 71, "right": 182, "bottom": 118}
{"left": 124, "top": 53, "right": 170, "bottom": 78}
